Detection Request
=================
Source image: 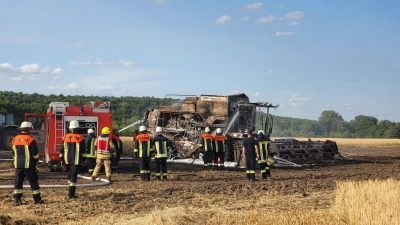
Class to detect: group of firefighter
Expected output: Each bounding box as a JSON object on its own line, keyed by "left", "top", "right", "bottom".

{"left": 10, "top": 120, "right": 271, "bottom": 205}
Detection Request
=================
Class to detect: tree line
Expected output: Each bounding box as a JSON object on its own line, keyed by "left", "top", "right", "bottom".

{"left": 1, "top": 91, "right": 399, "bottom": 138}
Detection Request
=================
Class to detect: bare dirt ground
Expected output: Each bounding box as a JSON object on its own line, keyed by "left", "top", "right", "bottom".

{"left": 1, "top": 146, "right": 400, "bottom": 224}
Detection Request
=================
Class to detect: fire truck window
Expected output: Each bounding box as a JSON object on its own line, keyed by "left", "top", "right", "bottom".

{"left": 0, "top": 114, "right": 5, "bottom": 124}
{"left": 27, "top": 116, "right": 45, "bottom": 130}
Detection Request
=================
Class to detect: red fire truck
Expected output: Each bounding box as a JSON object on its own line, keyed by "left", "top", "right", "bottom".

{"left": 25, "top": 101, "right": 112, "bottom": 171}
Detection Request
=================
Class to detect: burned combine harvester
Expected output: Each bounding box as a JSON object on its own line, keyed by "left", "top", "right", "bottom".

{"left": 141, "top": 93, "right": 340, "bottom": 167}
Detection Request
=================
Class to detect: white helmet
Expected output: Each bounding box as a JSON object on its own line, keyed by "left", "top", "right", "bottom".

{"left": 205, "top": 127, "right": 210, "bottom": 132}
{"left": 156, "top": 126, "right": 163, "bottom": 133}
{"left": 18, "top": 121, "right": 33, "bottom": 130}
{"left": 69, "top": 120, "right": 79, "bottom": 129}
{"left": 216, "top": 128, "right": 222, "bottom": 134}
{"left": 87, "top": 128, "right": 95, "bottom": 134}
{"left": 139, "top": 125, "right": 147, "bottom": 132}
{"left": 258, "top": 130, "right": 264, "bottom": 135}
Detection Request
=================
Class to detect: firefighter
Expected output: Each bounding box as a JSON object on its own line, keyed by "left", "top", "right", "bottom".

{"left": 152, "top": 126, "right": 173, "bottom": 180}
{"left": 198, "top": 127, "right": 214, "bottom": 170}
{"left": 85, "top": 128, "right": 96, "bottom": 175}
{"left": 256, "top": 130, "right": 271, "bottom": 179}
{"left": 133, "top": 125, "right": 153, "bottom": 181}
{"left": 242, "top": 130, "right": 260, "bottom": 181}
{"left": 213, "top": 128, "right": 227, "bottom": 170}
{"left": 11, "top": 121, "right": 43, "bottom": 206}
{"left": 60, "top": 120, "right": 86, "bottom": 199}
{"left": 111, "top": 128, "right": 123, "bottom": 173}
{"left": 92, "top": 127, "right": 115, "bottom": 182}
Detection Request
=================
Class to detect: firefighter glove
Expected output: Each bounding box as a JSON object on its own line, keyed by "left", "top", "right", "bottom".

{"left": 35, "top": 166, "right": 40, "bottom": 172}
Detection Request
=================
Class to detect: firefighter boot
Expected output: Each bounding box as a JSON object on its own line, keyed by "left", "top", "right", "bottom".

{"left": 246, "top": 173, "right": 251, "bottom": 181}
{"left": 14, "top": 195, "right": 22, "bottom": 206}
{"left": 68, "top": 186, "right": 78, "bottom": 199}
{"left": 33, "top": 193, "right": 44, "bottom": 204}
{"left": 162, "top": 175, "right": 168, "bottom": 180}
{"left": 266, "top": 167, "right": 271, "bottom": 177}
{"left": 107, "top": 176, "right": 112, "bottom": 183}
{"left": 156, "top": 176, "right": 161, "bottom": 180}
{"left": 145, "top": 173, "right": 150, "bottom": 181}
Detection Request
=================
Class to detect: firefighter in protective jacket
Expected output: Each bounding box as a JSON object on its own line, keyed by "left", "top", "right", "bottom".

{"left": 12, "top": 121, "right": 43, "bottom": 206}
{"left": 199, "top": 127, "right": 214, "bottom": 170}
{"left": 92, "top": 127, "right": 115, "bottom": 182}
{"left": 85, "top": 128, "right": 96, "bottom": 174}
{"left": 134, "top": 125, "right": 153, "bottom": 181}
{"left": 60, "top": 120, "right": 86, "bottom": 199}
{"left": 213, "top": 128, "right": 227, "bottom": 170}
{"left": 256, "top": 130, "right": 271, "bottom": 179}
{"left": 151, "top": 126, "right": 173, "bottom": 180}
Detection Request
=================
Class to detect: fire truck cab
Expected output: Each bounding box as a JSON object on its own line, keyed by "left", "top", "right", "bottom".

{"left": 25, "top": 101, "right": 112, "bottom": 171}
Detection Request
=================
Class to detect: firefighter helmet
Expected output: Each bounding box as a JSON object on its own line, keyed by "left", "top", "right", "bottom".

{"left": 139, "top": 125, "right": 147, "bottom": 132}
{"left": 205, "top": 127, "right": 210, "bottom": 132}
{"left": 102, "top": 127, "right": 110, "bottom": 135}
{"left": 87, "top": 128, "right": 95, "bottom": 134}
{"left": 69, "top": 120, "right": 79, "bottom": 129}
{"left": 258, "top": 130, "right": 264, "bottom": 135}
{"left": 156, "top": 126, "right": 163, "bottom": 133}
{"left": 17, "top": 121, "right": 33, "bottom": 130}
{"left": 216, "top": 128, "right": 222, "bottom": 134}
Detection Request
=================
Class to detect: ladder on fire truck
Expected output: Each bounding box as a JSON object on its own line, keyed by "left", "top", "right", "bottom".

{"left": 50, "top": 102, "right": 69, "bottom": 154}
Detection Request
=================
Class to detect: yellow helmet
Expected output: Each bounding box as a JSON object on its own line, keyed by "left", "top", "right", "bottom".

{"left": 102, "top": 127, "right": 110, "bottom": 135}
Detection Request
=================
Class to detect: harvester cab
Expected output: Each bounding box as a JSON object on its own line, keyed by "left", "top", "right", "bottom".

{"left": 25, "top": 101, "right": 112, "bottom": 171}
{"left": 0, "top": 113, "right": 19, "bottom": 151}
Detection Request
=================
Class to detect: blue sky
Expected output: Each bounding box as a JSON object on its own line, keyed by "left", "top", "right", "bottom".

{"left": 1, "top": 0, "right": 400, "bottom": 122}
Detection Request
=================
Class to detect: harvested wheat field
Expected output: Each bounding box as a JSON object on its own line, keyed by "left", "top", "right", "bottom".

{"left": 1, "top": 138, "right": 400, "bottom": 225}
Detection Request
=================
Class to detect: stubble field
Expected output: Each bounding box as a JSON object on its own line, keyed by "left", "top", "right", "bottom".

{"left": 1, "top": 138, "right": 400, "bottom": 225}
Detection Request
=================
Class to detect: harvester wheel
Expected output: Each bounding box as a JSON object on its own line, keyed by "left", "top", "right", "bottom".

{"left": 0, "top": 128, "right": 19, "bottom": 151}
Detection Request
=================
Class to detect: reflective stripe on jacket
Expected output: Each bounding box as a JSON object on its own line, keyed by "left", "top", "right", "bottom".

{"left": 213, "top": 135, "right": 227, "bottom": 153}
{"left": 152, "top": 134, "right": 172, "bottom": 159}
{"left": 199, "top": 133, "right": 213, "bottom": 151}
{"left": 256, "top": 135, "right": 270, "bottom": 163}
{"left": 134, "top": 133, "right": 152, "bottom": 157}
{"left": 95, "top": 135, "right": 114, "bottom": 159}
{"left": 60, "top": 133, "right": 86, "bottom": 165}
{"left": 12, "top": 134, "right": 39, "bottom": 168}
{"left": 85, "top": 134, "right": 96, "bottom": 158}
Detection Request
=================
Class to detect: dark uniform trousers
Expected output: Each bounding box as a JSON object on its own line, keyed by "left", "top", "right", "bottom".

{"left": 246, "top": 157, "right": 256, "bottom": 180}
{"left": 213, "top": 152, "right": 225, "bottom": 169}
{"left": 203, "top": 151, "right": 214, "bottom": 169}
{"left": 155, "top": 158, "right": 168, "bottom": 179}
{"left": 86, "top": 158, "right": 96, "bottom": 174}
{"left": 139, "top": 157, "right": 151, "bottom": 181}
{"left": 14, "top": 168, "right": 41, "bottom": 202}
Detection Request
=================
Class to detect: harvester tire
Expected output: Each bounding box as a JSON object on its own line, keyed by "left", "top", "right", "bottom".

{"left": 0, "top": 128, "right": 19, "bottom": 151}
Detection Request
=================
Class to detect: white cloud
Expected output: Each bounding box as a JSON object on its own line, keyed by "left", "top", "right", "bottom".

{"left": 274, "top": 31, "right": 295, "bottom": 36}
{"left": 285, "top": 11, "right": 305, "bottom": 19}
{"left": 288, "top": 94, "right": 311, "bottom": 106}
{"left": 265, "top": 70, "right": 273, "bottom": 76}
{"left": 253, "top": 92, "right": 260, "bottom": 96}
{"left": 146, "top": 0, "right": 171, "bottom": 4}
{"left": 10, "top": 76, "right": 23, "bottom": 81}
{"left": 53, "top": 75, "right": 62, "bottom": 80}
{"left": 0, "top": 63, "right": 14, "bottom": 70}
{"left": 215, "top": 15, "right": 231, "bottom": 25}
{"left": 241, "top": 16, "right": 250, "bottom": 22}
{"left": 68, "top": 61, "right": 91, "bottom": 66}
{"left": 67, "top": 83, "right": 79, "bottom": 90}
{"left": 256, "top": 15, "right": 276, "bottom": 24}
{"left": 227, "top": 90, "right": 241, "bottom": 95}
{"left": 118, "top": 60, "right": 136, "bottom": 66}
{"left": 90, "top": 85, "right": 114, "bottom": 91}
{"left": 17, "top": 64, "right": 41, "bottom": 73}
{"left": 278, "top": 3, "right": 285, "bottom": 8}
{"left": 241, "top": 3, "right": 263, "bottom": 12}
{"left": 40, "top": 66, "right": 52, "bottom": 73}
{"left": 52, "top": 68, "right": 64, "bottom": 74}
{"left": 291, "top": 21, "right": 299, "bottom": 26}
{"left": 68, "top": 59, "right": 111, "bottom": 67}
{"left": 393, "top": 61, "right": 400, "bottom": 67}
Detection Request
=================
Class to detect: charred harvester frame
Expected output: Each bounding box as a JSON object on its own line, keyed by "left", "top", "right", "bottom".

{"left": 141, "top": 93, "right": 340, "bottom": 167}
{"left": 141, "top": 93, "right": 278, "bottom": 164}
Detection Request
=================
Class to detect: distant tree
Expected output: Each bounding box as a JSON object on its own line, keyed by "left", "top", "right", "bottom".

{"left": 349, "top": 115, "right": 378, "bottom": 138}
{"left": 318, "top": 110, "right": 346, "bottom": 136}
